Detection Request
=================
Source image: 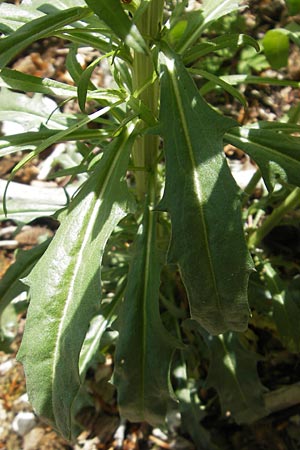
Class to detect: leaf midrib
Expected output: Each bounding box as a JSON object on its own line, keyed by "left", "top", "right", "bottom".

{"left": 51, "top": 132, "right": 128, "bottom": 428}
{"left": 167, "top": 56, "right": 221, "bottom": 312}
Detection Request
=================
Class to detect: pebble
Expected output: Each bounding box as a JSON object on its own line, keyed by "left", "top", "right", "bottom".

{"left": 11, "top": 411, "right": 37, "bottom": 436}
{"left": 0, "top": 359, "right": 15, "bottom": 375}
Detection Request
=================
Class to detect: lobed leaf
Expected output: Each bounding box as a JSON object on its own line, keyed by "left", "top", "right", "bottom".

{"left": 113, "top": 196, "right": 177, "bottom": 426}
{"left": 158, "top": 47, "right": 253, "bottom": 335}
{"left": 17, "top": 128, "right": 135, "bottom": 440}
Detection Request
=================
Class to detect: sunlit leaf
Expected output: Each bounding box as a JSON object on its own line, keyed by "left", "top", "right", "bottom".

{"left": 158, "top": 47, "right": 253, "bottom": 335}
{"left": 225, "top": 124, "right": 300, "bottom": 191}
{"left": 0, "top": 7, "right": 90, "bottom": 69}
{"left": 17, "top": 128, "right": 135, "bottom": 440}
{"left": 262, "top": 29, "right": 290, "bottom": 70}
{"left": 84, "top": 0, "right": 147, "bottom": 54}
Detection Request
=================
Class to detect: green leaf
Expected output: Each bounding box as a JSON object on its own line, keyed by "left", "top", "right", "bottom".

{"left": 113, "top": 195, "right": 177, "bottom": 426}
{"left": 78, "top": 53, "right": 113, "bottom": 112}
{"left": 84, "top": 0, "right": 147, "bottom": 54}
{"left": 286, "top": 0, "right": 300, "bottom": 15}
{"left": 0, "top": 2, "right": 42, "bottom": 33}
{"left": 17, "top": 128, "right": 135, "bottom": 440}
{"left": 0, "top": 89, "right": 72, "bottom": 132}
{"left": 189, "top": 68, "right": 247, "bottom": 106}
{"left": 174, "top": 358, "right": 217, "bottom": 450}
{"left": 0, "top": 7, "right": 90, "bottom": 69}
{"left": 225, "top": 125, "right": 300, "bottom": 191}
{"left": 263, "top": 263, "right": 300, "bottom": 352}
{"left": 203, "top": 331, "right": 268, "bottom": 423}
{"left": 262, "top": 29, "right": 290, "bottom": 70}
{"left": 158, "top": 48, "right": 253, "bottom": 335}
{"left": 183, "top": 33, "right": 259, "bottom": 65}
{"left": 0, "top": 240, "right": 50, "bottom": 318}
{"left": 202, "top": 0, "right": 241, "bottom": 25}
{"left": 79, "top": 283, "right": 124, "bottom": 379}
{"left": 0, "top": 128, "right": 109, "bottom": 158}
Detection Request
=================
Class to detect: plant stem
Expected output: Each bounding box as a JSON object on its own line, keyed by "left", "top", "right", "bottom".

{"left": 248, "top": 186, "right": 300, "bottom": 249}
{"left": 132, "top": 0, "right": 164, "bottom": 200}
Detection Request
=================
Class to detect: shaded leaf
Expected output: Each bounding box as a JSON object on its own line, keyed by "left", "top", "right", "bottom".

{"left": 263, "top": 263, "right": 300, "bottom": 352}
{"left": 158, "top": 47, "right": 253, "bottom": 335}
{"left": 0, "top": 240, "right": 50, "bottom": 318}
{"left": 174, "top": 359, "right": 218, "bottom": 450}
{"left": 113, "top": 195, "right": 177, "bottom": 426}
{"left": 17, "top": 128, "right": 135, "bottom": 440}
{"left": 225, "top": 125, "right": 300, "bottom": 191}
{"left": 203, "top": 331, "right": 268, "bottom": 423}
{"left": 79, "top": 284, "right": 124, "bottom": 379}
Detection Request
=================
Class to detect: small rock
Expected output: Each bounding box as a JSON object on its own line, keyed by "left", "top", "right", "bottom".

{"left": 23, "top": 427, "right": 45, "bottom": 450}
{"left": 12, "top": 411, "right": 37, "bottom": 436}
{"left": 0, "top": 358, "right": 15, "bottom": 375}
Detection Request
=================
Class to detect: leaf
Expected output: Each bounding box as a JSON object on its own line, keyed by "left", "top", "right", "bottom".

{"left": 0, "top": 68, "right": 122, "bottom": 103}
{"left": 158, "top": 47, "right": 253, "bottom": 335}
{"left": 263, "top": 263, "right": 300, "bottom": 352}
{"left": 183, "top": 33, "right": 259, "bottom": 65}
{"left": 0, "top": 89, "right": 72, "bottom": 132}
{"left": 17, "top": 128, "right": 135, "bottom": 440}
{"left": 78, "top": 53, "right": 112, "bottom": 112}
{"left": 286, "top": 0, "right": 300, "bottom": 15}
{"left": 84, "top": 0, "right": 147, "bottom": 54}
{"left": 0, "top": 240, "right": 50, "bottom": 318}
{"left": 174, "top": 358, "right": 218, "bottom": 450}
{"left": 0, "top": 7, "right": 90, "bottom": 69}
{"left": 202, "top": 0, "right": 241, "bottom": 25}
{"left": 113, "top": 197, "right": 177, "bottom": 426}
{"left": 79, "top": 283, "right": 124, "bottom": 380}
{"left": 189, "top": 68, "right": 247, "bottom": 106}
{"left": 0, "top": 128, "right": 109, "bottom": 158}
{"left": 0, "top": 2, "right": 42, "bottom": 33}
{"left": 203, "top": 331, "right": 268, "bottom": 423}
{"left": 262, "top": 29, "right": 290, "bottom": 70}
{"left": 225, "top": 125, "right": 300, "bottom": 191}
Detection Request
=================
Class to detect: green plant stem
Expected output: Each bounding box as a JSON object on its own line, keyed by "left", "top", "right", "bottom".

{"left": 132, "top": 1, "right": 164, "bottom": 200}
{"left": 248, "top": 186, "right": 300, "bottom": 249}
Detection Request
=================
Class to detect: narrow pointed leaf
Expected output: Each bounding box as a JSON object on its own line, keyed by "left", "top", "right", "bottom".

{"left": 17, "top": 129, "right": 135, "bottom": 440}
{"left": 113, "top": 201, "right": 176, "bottom": 426}
{"left": 84, "top": 0, "right": 147, "bottom": 54}
{"left": 0, "top": 7, "right": 90, "bottom": 69}
{"left": 158, "top": 48, "right": 253, "bottom": 335}
{"left": 225, "top": 125, "right": 300, "bottom": 191}
{"left": 202, "top": 0, "right": 241, "bottom": 25}
{"left": 203, "top": 331, "right": 268, "bottom": 423}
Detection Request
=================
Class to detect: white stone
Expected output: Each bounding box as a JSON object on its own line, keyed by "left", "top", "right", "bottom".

{"left": 12, "top": 411, "right": 37, "bottom": 436}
